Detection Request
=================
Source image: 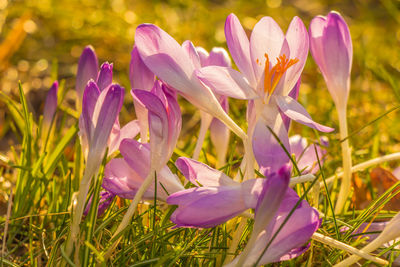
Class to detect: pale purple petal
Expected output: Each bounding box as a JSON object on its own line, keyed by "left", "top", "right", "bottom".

{"left": 281, "top": 17, "right": 309, "bottom": 96}
{"left": 196, "top": 66, "right": 258, "bottom": 99}
{"left": 252, "top": 117, "right": 291, "bottom": 175}
{"left": 81, "top": 80, "right": 100, "bottom": 143}
{"left": 196, "top": 46, "right": 209, "bottom": 66}
{"left": 275, "top": 95, "right": 334, "bottom": 132}
{"left": 250, "top": 16, "right": 285, "bottom": 83}
{"left": 43, "top": 81, "right": 58, "bottom": 128}
{"left": 108, "top": 120, "right": 140, "bottom": 155}
{"left": 90, "top": 84, "right": 124, "bottom": 158}
{"left": 130, "top": 46, "right": 155, "bottom": 91}
{"left": 175, "top": 157, "right": 236, "bottom": 187}
{"left": 76, "top": 46, "right": 99, "bottom": 104}
{"left": 182, "top": 40, "right": 201, "bottom": 70}
{"left": 206, "top": 47, "right": 231, "bottom": 67}
{"left": 167, "top": 185, "right": 246, "bottom": 228}
{"left": 225, "top": 13, "right": 256, "bottom": 86}
{"left": 281, "top": 78, "right": 301, "bottom": 131}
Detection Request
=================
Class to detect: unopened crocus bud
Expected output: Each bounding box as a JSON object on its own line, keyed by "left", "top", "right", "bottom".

{"left": 309, "top": 11, "right": 352, "bottom": 107}
{"left": 43, "top": 81, "right": 58, "bottom": 132}
{"left": 97, "top": 62, "right": 113, "bottom": 91}
{"left": 76, "top": 46, "right": 99, "bottom": 107}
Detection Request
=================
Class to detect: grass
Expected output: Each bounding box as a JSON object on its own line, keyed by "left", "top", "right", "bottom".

{"left": 1, "top": 0, "right": 400, "bottom": 266}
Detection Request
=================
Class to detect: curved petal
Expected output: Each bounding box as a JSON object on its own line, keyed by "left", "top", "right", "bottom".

{"left": 275, "top": 95, "right": 334, "bottom": 132}
{"left": 196, "top": 66, "right": 258, "bottom": 99}
{"left": 281, "top": 78, "right": 301, "bottom": 131}
{"left": 119, "top": 139, "right": 151, "bottom": 179}
{"left": 175, "top": 157, "right": 236, "bottom": 187}
{"left": 206, "top": 47, "right": 231, "bottom": 67}
{"left": 76, "top": 46, "right": 99, "bottom": 104}
{"left": 182, "top": 40, "right": 201, "bottom": 70}
{"left": 225, "top": 13, "right": 256, "bottom": 86}
{"left": 281, "top": 17, "right": 309, "bottom": 96}
{"left": 130, "top": 46, "right": 155, "bottom": 91}
{"left": 97, "top": 62, "right": 113, "bottom": 92}
{"left": 167, "top": 185, "right": 246, "bottom": 228}
{"left": 108, "top": 120, "right": 140, "bottom": 155}
{"left": 250, "top": 16, "right": 285, "bottom": 83}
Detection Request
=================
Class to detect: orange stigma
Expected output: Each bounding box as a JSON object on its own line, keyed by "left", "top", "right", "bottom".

{"left": 263, "top": 53, "right": 299, "bottom": 98}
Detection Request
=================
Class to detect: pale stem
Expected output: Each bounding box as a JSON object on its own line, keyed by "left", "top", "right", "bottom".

{"left": 312, "top": 232, "right": 388, "bottom": 266}
{"left": 223, "top": 218, "right": 248, "bottom": 265}
{"left": 102, "top": 170, "right": 156, "bottom": 261}
{"left": 335, "top": 107, "right": 352, "bottom": 214}
{"left": 320, "top": 152, "right": 400, "bottom": 187}
{"left": 64, "top": 161, "right": 98, "bottom": 258}
{"left": 289, "top": 174, "right": 315, "bottom": 187}
{"left": 192, "top": 111, "right": 213, "bottom": 160}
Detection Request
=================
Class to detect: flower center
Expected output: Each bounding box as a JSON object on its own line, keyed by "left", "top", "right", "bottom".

{"left": 263, "top": 53, "right": 298, "bottom": 101}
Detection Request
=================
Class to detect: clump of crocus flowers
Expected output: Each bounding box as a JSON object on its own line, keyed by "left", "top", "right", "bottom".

{"left": 59, "top": 10, "right": 400, "bottom": 266}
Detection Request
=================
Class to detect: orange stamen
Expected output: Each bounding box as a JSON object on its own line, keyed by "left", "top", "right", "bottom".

{"left": 263, "top": 53, "right": 299, "bottom": 98}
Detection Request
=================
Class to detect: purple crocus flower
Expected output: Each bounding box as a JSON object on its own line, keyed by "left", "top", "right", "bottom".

{"left": 134, "top": 24, "right": 248, "bottom": 141}
{"left": 79, "top": 80, "right": 140, "bottom": 158}
{"left": 309, "top": 11, "right": 352, "bottom": 108}
{"left": 76, "top": 46, "right": 98, "bottom": 107}
{"left": 196, "top": 13, "right": 333, "bottom": 135}
{"left": 83, "top": 191, "right": 115, "bottom": 217}
{"left": 167, "top": 159, "right": 320, "bottom": 265}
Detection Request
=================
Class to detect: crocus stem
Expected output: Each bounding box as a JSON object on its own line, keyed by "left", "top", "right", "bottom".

{"left": 312, "top": 233, "right": 388, "bottom": 266}
{"left": 192, "top": 112, "right": 213, "bottom": 160}
{"left": 320, "top": 152, "right": 400, "bottom": 187}
{"left": 103, "top": 170, "right": 156, "bottom": 261}
{"left": 224, "top": 218, "right": 248, "bottom": 265}
{"left": 64, "top": 162, "right": 97, "bottom": 259}
{"left": 335, "top": 107, "right": 352, "bottom": 214}
{"left": 289, "top": 174, "right": 315, "bottom": 187}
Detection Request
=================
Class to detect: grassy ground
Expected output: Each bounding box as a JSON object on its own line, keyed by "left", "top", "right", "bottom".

{"left": 1, "top": 0, "right": 400, "bottom": 266}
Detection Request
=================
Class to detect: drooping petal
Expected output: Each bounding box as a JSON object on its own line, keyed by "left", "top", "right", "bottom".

{"left": 130, "top": 46, "right": 155, "bottom": 91}
{"left": 76, "top": 46, "right": 99, "bottom": 105}
{"left": 196, "top": 66, "right": 258, "bottom": 99}
{"left": 96, "top": 62, "right": 113, "bottom": 91}
{"left": 275, "top": 95, "right": 334, "bottom": 132}
{"left": 225, "top": 13, "right": 256, "bottom": 86}
{"left": 250, "top": 16, "right": 285, "bottom": 83}
{"left": 175, "top": 157, "right": 236, "bottom": 187}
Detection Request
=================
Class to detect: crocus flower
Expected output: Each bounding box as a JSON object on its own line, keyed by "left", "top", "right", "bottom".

{"left": 134, "top": 24, "right": 249, "bottom": 141}
{"left": 309, "top": 11, "right": 352, "bottom": 108}
{"left": 42, "top": 81, "right": 58, "bottom": 136}
{"left": 132, "top": 81, "right": 181, "bottom": 171}
{"left": 167, "top": 159, "right": 320, "bottom": 265}
{"left": 103, "top": 139, "right": 184, "bottom": 202}
{"left": 83, "top": 191, "right": 115, "bottom": 217}
{"left": 167, "top": 157, "right": 264, "bottom": 228}
{"left": 196, "top": 13, "right": 333, "bottom": 136}
{"left": 79, "top": 80, "right": 140, "bottom": 158}
{"left": 65, "top": 83, "right": 125, "bottom": 257}
{"left": 310, "top": 11, "right": 352, "bottom": 213}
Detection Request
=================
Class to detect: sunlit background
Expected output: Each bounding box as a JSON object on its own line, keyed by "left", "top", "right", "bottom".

{"left": 1, "top": 0, "right": 400, "bottom": 162}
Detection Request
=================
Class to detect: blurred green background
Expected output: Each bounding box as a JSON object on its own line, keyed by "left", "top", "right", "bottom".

{"left": 1, "top": 0, "right": 400, "bottom": 162}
